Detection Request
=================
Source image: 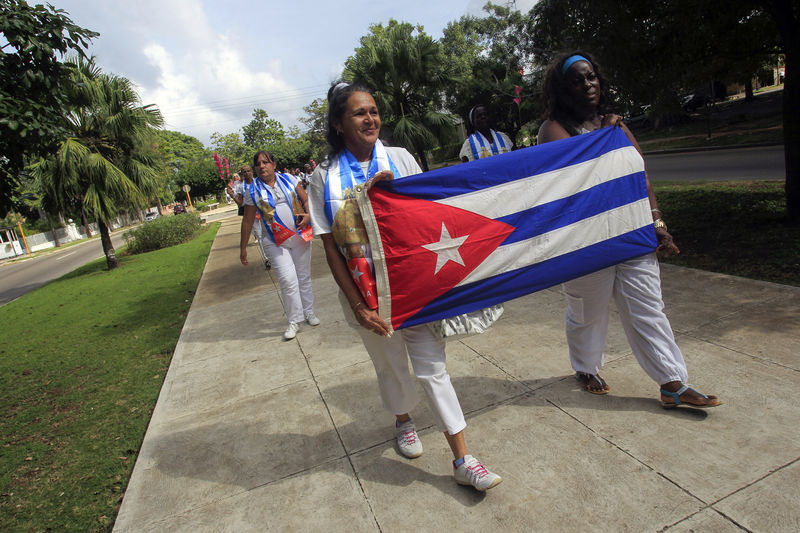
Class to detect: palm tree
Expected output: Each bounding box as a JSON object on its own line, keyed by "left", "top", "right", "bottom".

{"left": 344, "top": 21, "right": 458, "bottom": 171}
{"left": 30, "top": 57, "right": 163, "bottom": 269}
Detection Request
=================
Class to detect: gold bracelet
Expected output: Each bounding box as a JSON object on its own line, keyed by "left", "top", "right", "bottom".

{"left": 351, "top": 301, "right": 364, "bottom": 310}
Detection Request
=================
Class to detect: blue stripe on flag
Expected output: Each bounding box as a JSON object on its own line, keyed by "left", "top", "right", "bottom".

{"left": 498, "top": 172, "right": 647, "bottom": 244}
{"left": 401, "top": 226, "right": 658, "bottom": 329}
{"left": 377, "top": 127, "right": 633, "bottom": 200}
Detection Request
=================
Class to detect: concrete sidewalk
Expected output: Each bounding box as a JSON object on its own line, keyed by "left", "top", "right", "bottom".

{"left": 114, "top": 215, "right": 800, "bottom": 532}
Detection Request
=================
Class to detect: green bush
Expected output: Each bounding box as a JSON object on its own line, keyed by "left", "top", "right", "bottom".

{"left": 123, "top": 212, "right": 203, "bottom": 254}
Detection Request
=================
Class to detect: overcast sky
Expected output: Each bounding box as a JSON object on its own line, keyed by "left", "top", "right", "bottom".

{"left": 48, "top": 0, "right": 536, "bottom": 146}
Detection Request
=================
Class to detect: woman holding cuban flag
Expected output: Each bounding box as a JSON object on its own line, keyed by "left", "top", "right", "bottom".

{"left": 307, "top": 82, "right": 502, "bottom": 492}
{"left": 459, "top": 104, "right": 513, "bottom": 162}
{"left": 537, "top": 51, "right": 721, "bottom": 409}
{"left": 240, "top": 150, "right": 319, "bottom": 341}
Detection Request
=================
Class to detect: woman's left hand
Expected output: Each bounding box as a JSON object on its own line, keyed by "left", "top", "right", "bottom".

{"left": 296, "top": 213, "right": 310, "bottom": 230}
{"left": 365, "top": 170, "right": 394, "bottom": 190}
{"left": 656, "top": 228, "right": 680, "bottom": 257}
{"left": 602, "top": 114, "right": 624, "bottom": 128}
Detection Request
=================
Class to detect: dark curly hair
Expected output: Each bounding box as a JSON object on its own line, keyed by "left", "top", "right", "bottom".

{"left": 324, "top": 81, "right": 375, "bottom": 166}
{"left": 542, "top": 51, "right": 608, "bottom": 136}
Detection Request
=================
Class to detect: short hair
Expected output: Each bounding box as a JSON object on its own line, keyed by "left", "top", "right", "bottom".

{"left": 252, "top": 150, "right": 275, "bottom": 169}
{"left": 542, "top": 51, "right": 608, "bottom": 136}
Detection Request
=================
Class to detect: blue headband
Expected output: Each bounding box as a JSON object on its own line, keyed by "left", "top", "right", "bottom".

{"left": 561, "top": 55, "right": 590, "bottom": 75}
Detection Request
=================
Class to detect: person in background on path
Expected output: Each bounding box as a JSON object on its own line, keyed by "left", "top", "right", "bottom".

{"left": 307, "top": 81, "right": 502, "bottom": 491}
{"left": 230, "top": 166, "right": 271, "bottom": 270}
{"left": 241, "top": 153, "right": 318, "bottom": 339}
{"left": 537, "top": 51, "right": 721, "bottom": 409}
{"left": 459, "top": 104, "right": 513, "bottom": 162}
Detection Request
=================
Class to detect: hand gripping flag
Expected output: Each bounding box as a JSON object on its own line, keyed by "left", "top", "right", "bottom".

{"left": 357, "top": 126, "right": 658, "bottom": 330}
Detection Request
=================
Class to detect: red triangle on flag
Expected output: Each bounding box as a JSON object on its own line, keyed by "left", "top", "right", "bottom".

{"left": 368, "top": 188, "right": 515, "bottom": 329}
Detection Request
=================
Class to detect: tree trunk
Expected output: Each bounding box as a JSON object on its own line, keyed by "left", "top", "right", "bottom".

{"left": 80, "top": 206, "right": 92, "bottom": 238}
{"left": 47, "top": 213, "right": 61, "bottom": 247}
{"left": 97, "top": 218, "right": 120, "bottom": 270}
{"left": 784, "top": 52, "right": 799, "bottom": 222}
{"left": 765, "top": 0, "right": 799, "bottom": 222}
{"left": 744, "top": 79, "right": 754, "bottom": 101}
{"left": 415, "top": 147, "right": 430, "bottom": 172}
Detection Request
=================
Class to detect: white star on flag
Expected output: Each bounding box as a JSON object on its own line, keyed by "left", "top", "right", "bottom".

{"left": 422, "top": 222, "right": 469, "bottom": 275}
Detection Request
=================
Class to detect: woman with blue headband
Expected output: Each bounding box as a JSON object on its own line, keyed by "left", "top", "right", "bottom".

{"left": 537, "top": 51, "right": 721, "bottom": 409}
{"left": 459, "top": 104, "right": 513, "bottom": 162}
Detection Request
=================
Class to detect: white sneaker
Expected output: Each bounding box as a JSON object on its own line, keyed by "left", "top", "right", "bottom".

{"left": 453, "top": 455, "right": 502, "bottom": 491}
{"left": 306, "top": 313, "right": 320, "bottom": 326}
{"left": 283, "top": 322, "right": 300, "bottom": 340}
{"left": 395, "top": 420, "right": 423, "bottom": 458}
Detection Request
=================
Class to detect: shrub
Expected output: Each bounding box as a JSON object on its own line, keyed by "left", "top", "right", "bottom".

{"left": 123, "top": 213, "right": 203, "bottom": 254}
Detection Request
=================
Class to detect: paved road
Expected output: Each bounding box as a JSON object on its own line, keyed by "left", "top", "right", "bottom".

{"left": 0, "top": 232, "right": 127, "bottom": 307}
{"left": 644, "top": 144, "right": 785, "bottom": 181}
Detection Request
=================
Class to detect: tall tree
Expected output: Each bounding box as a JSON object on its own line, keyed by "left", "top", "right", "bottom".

{"left": 344, "top": 20, "right": 458, "bottom": 171}
{"left": 528, "top": 0, "right": 796, "bottom": 219}
{"left": 242, "top": 108, "right": 286, "bottom": 149}
{"left": 0, "top": 0, "right": 98, "bottom": 215}
{"left": 29, "top": 57, "right": 164, "bottom": 269}
{"left": 209, "top": 131, "right": 250, "bottom": 171}
{"left": 300, "top": 98, "right": 329, "bottom": 162}
{"left": 761, "top": 0, "right": 799, "bottom": 221}
{"left": 441, "top": 4, "right": 540, "bottom": 144}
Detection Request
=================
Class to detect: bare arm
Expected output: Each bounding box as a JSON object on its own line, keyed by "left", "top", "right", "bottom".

{"left": 240, "top": 204, "right": 257, "bottom": 265}
{"left": 617, "top": 121, "right": 680, "bottom": 256}
{"left": 320, "top": 234, "right": 391, "bottom": 337}
{"left": 294, "top": 184, "right": 310, "bottom": 230}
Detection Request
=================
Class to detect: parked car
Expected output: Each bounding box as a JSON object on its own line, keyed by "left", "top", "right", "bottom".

{"left": 144, "top": 211, "right": 160, "bottom": 222}
{"left": 682, "top": 93, "right": 711, "bottom": 112}
{"left": 173, "top": 204, "right": 187, "bottom": 215}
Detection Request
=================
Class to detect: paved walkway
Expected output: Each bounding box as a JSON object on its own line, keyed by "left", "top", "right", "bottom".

{"left": 114, "top": 213, "right": 800, "bottom": 532}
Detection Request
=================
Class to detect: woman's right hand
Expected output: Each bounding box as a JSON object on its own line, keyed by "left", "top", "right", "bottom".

{"left": 240, "top": 249, "right": 248, "bottom": 266}
{"left": 602, "top": 114, "right": 624, "bottom": 128}
{"left": 365, "top": 170, "right": 394, "bottom": 190}
{"left": 354, "top": 304, "right": 392, "bottom": 337}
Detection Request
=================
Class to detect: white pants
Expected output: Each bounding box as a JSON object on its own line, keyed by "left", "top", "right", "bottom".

{"left": 260, "top": 234, "right": 314, "bottom": 325}
{"left": 563, "top": 253, "right": 688, "bottom": 385}
{"left": 339, "top": 293, "right": 467, "bottom": 435}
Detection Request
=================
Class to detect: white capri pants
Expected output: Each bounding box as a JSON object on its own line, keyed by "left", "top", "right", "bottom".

{"left": 563, "top": 253, "right": 688, "bottom": 385}
{"left": 260, "top": 234, "right": 314, "bottom": 325}
{"left": 339, "top": 293, "right": 467, "bottom": 435}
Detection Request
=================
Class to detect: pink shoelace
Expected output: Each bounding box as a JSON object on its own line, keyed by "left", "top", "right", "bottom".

{"left": 466, "top": 462, "right": 489, "bottom": 478}
{"left": 399, "top": 429, "right": 418, "bottom": 445}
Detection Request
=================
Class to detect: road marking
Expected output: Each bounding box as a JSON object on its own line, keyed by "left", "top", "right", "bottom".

{"left": 55, "top": 251, "right": 77, "bottom": 261}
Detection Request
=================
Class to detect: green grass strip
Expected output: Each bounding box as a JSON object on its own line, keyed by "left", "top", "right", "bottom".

{"left": 0, "top": 223, "right": 220, "bottom": 532}
{"left": 655, "top": 181, "right": 799, "bottom": 286}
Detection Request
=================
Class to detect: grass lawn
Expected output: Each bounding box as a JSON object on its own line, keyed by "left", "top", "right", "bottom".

{"left": 654, "top": 180, "right": 799, "bottom": 286}
{"left": 0, "top": 223, "right": 219, "bottom": 532}
{"left": 634, "top": 86, "right": 784, "bottom": 152}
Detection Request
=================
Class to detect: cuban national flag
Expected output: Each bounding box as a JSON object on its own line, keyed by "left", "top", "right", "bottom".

{"left": 356, "top": 126, "right": 658, "bottom": 331}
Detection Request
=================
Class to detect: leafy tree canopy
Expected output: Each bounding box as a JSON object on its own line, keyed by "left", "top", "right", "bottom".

{"left": 242, "top": 108, "right": 286, "bottom": 148}
{"left": 344, "top": 19, "right": 458, "bottom": 170}
{"left": 174, "top": 158, "right": 225, "bottom": 199}
{"left": 441, "top": 3, "right": 539, "bottom": 145}
{"left": 0, "top": 0, "right": 98, "bottom": 215}
{"left": 154, "top": 130, "right": 208, "bottom": 171}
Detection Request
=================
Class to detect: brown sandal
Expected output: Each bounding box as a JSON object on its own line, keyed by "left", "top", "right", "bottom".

{"left": 576, "top": 372, "right": 610, "bottom": 395}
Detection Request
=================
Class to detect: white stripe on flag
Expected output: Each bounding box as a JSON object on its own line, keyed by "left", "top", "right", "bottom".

{"left": 458, "top": 198, "right": 652, "bottom": 286}
{"left": 437, "top": 146, "right": 643, "bottom": 219}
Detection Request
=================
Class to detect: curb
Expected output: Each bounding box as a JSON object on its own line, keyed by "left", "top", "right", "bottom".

{"left": 642, "top": 142, "right": 784, "bottom": 156}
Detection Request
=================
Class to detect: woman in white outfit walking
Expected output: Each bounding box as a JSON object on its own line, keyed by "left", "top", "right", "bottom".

{"left": 307, "top": 82, "right": 502, "bottom": 491}
{"left": 537, "top": 51, "right": 721, "bottom": 409}
{"left": 240, "top": 150, "right": 319, "bottom": 340}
